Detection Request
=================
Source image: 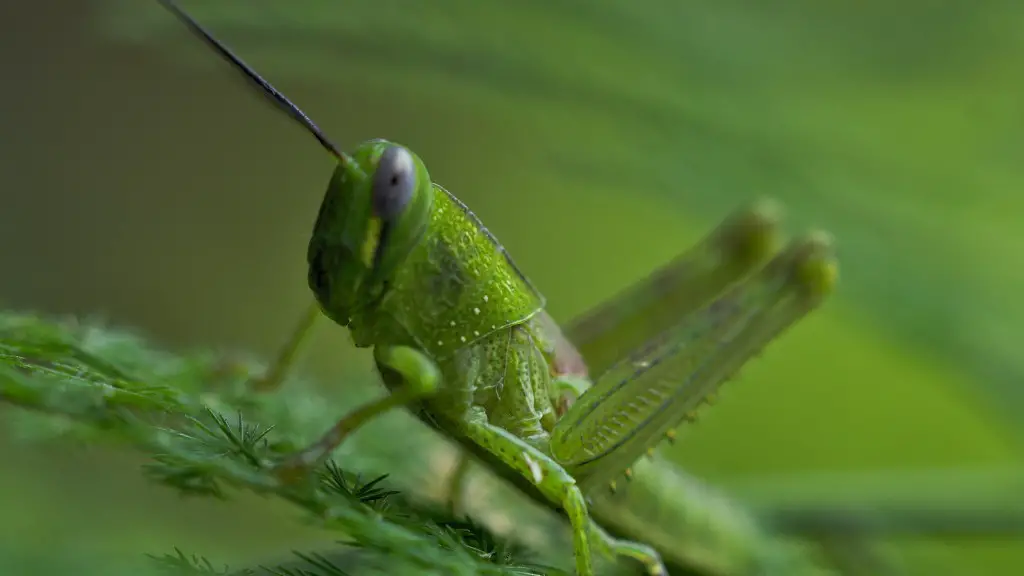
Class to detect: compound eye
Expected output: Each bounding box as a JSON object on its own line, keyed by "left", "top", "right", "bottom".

{"left": 371, "top": 145, "right": 416, "bottom": 220}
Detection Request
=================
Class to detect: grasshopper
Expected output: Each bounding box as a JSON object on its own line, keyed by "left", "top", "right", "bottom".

{"left": 157, "top": 1, "right": 837, "bottom": 574}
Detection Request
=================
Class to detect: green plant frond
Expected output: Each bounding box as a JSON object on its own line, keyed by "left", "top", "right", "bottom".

{"left": 6, "top": 310, "right": 1019, "bottom": 576}
{"left": 148, "top": 548, "right": 237, "bottom": 575}
{"left": 0, "top": 310, "right": 553, "bottom": 576}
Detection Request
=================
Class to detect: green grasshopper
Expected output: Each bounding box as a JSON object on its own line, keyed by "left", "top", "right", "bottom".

{"left": 158, "top": 1, "right": 837, "bottom": 574}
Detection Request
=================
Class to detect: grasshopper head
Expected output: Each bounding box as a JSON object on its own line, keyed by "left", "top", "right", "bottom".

{"left": 153, "top": 3, "right": 431, "bottom": 329}
{"left": 307, "top": 139, "right": 434, "bottom": 326}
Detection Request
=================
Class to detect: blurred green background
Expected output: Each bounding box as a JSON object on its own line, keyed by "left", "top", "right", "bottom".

{"left": 1, "top": 0, "right": 1022, "bottom": 573}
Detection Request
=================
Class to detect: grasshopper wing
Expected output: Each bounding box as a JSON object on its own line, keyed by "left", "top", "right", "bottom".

{"left": 563, "top": 200, "right": 784, "bottom": 379}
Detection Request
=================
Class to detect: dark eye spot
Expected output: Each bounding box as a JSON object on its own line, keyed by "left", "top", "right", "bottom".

{"left": 372, "top": 146, "right": 415, "bottom": 220}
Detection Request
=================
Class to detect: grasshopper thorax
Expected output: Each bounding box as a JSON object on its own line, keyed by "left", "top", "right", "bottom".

{"left": 307, "top": 139, "right": 434, "bottom": 328}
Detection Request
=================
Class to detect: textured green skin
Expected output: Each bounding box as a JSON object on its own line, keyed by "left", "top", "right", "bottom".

{"left": 309, "top": 140, "right": 564, "bottom": 443}
{"left": 350, "top": 181, "right": 567, "bottom": 443}
{"left": 308, "top": 140, "right": 672, "bottom": 576}
{"left": 152, "top": 2, "right": 834, "bottom": 573}
{"left": 439, "top": 250, "right": 835, "bottom": 576}
{"left": 306, "top": 140, "right": 834, "bottom": 576}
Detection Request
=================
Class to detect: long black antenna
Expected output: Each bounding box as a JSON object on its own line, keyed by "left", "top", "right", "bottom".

{"left": 156, "top": 0, "right": 357, "bottom": 169}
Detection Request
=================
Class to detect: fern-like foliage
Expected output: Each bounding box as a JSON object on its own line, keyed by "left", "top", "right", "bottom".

{"left": 5, "top": 310, "right": 1024, "bottom": 576}
{"left": 0, "top": 310, "right": 566, "bottom": 576}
